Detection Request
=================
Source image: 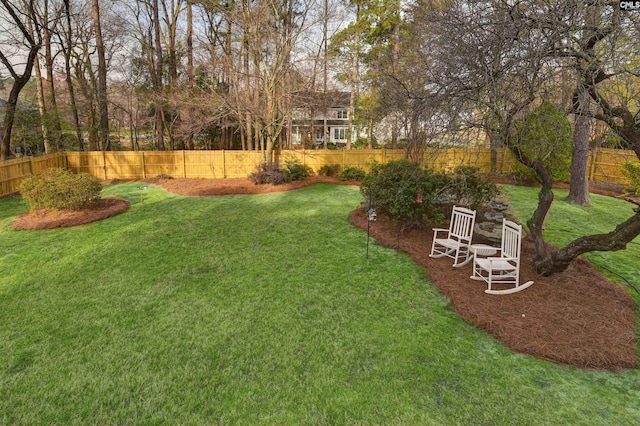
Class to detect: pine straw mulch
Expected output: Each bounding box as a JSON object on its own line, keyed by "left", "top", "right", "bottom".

{"left": 11, "top": 176, "right": 637, "bottom": 370}
{"left": 349, "top": 208, "right": 635, "bottom": 371}
{"left": 13, "top": 197, "right": 130, "bottom": 230}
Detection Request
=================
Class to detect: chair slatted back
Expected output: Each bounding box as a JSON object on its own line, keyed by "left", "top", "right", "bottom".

{"left": 449, "top": 206, "right": 476, "bottom": 241}
{"left": 501, "top": 220, "right": 522, "bottom": 262}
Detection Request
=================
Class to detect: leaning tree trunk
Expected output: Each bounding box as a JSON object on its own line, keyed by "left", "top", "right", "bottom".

{"left": 511, "top": 145, "right": 640, "bottom": 277}
{"left": 533, "top": 211, "right": 640, "bottom": 276}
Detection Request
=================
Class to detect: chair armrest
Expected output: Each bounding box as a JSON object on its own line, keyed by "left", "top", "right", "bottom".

{"left": 486, "top": 255, "right": 516, "bottom": 263}
{"left": 432, "top": 228, "right": 448, "bottom": 235}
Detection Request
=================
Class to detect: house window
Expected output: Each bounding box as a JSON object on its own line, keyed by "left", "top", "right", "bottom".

{"left": 336, "top": 110, "right": 348, "bottom": 119}
{"left": 334, "top": 128, "right": 347, "bottom": 141}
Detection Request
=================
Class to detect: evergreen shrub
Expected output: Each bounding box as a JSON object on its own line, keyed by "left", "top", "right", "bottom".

{"left": 318, "top": 164, "right": 341, "bottom": 177}
{"left": 622, "top": 162, "right": 640, "bottom": 196}
{"left": 20, "top": 168, "right": 102, "bottom": 211}
{"left": 360, "top": 159, "right": 449, "bottom": 226}
{"left": 512, "top": 101, "right": 573, "bottom": 182}
{"left": 444, "top": 166, "right": 499, "bottom": 209}
{"left": 284, "top": 160, "right": 313, "bottom": 181}
{"left": 340, "top": 166, "right": 366, "bottom": 182}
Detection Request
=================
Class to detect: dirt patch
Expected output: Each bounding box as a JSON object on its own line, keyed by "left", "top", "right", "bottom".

{"left": 13, "top": 176, "right": 636, "bottom": 370}
{"left": 13, "top": 197, "right": 129, "bottom": 230}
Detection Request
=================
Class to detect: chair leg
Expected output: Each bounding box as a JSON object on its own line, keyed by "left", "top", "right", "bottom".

{"left": 453, "top": 246, "right": 472, "bottom": 267}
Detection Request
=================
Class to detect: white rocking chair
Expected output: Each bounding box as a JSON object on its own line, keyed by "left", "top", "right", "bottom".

{"left": 470, "top": 219, "right": 534, "bottom": 295}
{"left": 429, "top": 206, "right": 476, "bottom": 267}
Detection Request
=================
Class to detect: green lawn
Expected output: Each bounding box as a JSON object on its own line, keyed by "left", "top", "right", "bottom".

{"left": 0, "top": 182, "right": 639, "bottom": 424}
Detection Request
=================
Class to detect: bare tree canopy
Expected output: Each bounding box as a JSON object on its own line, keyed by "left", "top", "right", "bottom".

{"left": 397, "top": 0, "right": 640, "bottom": 276}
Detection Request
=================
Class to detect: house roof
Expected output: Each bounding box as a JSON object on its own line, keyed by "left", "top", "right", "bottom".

{"left": 292, "top": 91, "right": 351, "bottom": 110}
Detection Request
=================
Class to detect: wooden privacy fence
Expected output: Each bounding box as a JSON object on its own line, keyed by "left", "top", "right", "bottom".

{"left": 64, "top": 148, "right": 498, "bottom": 180}
{"left": 0, "top": 148, "right": 638, "bottom": 198}
{"left": 0, "top": 153, "right": 66, "bottom": 197}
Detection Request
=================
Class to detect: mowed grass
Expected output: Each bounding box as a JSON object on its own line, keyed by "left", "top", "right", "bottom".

{"left": 0, "top": 182, "right": 639, "bottom": 424}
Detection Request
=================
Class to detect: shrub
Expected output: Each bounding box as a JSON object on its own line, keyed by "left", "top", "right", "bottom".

{"left": 284, "top": 160, "right": 313, "bottom": 181}
{"left": 512, "top": 101, "right": 573, "bottom": 182}
{"left": 622, "top": 162, "right": 640, "bottom": 196}
{"left": 360, "top": 159, "right": 449, "bottom": 226}
{"left": 340, "top": 166, "right": 366, "bottom": 182}
{"left": 249, "top": 163, "right": 290, "bottom": 185}
{"left": 318, "top": 164, "right": 341, "bottom": 177}
{"left": 443, "top": 166, "right": 499, "bottom": 209}
{"left": 20, "top": 168, "right": 102, "bottom": 211}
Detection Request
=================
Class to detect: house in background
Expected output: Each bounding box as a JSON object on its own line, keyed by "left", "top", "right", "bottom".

{"left": 290, "top": 91, "right": 365, "bottom": 148}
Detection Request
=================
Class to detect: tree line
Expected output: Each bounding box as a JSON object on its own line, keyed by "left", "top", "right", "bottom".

{"left": 0, "top": 0, "right": 404, "bottom": 162}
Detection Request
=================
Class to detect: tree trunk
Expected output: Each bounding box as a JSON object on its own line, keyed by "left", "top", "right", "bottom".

{"left": 152, "top": 0, "right": 165, "bottom": 150}
{"left": 92, "top": 0, "right": 109, "bottom": 151}
{"left": 75, "top": 57, "right": 99, "bottom": 151}
{"left": 243, "top": 31, "right": 253, "bottom": 151}
{"left": 63, "top": 0, "right": 83, "bottom": 150}
{"left": 2, "top": 67, "right": 38, "bottom": 160}
{"left": 25, "top": 12, "right": 52, "bottom": 154}
{"left": 33, "top": 53, "right": 53, "bottom": 154}
{"left": 391, "top": 7, "right": 400, "bottom": 150}
{"left": 186, "top": 0, "right": 194, "bottom": 150}
{"left": 347, "top": 47, "right": 356, "bottom": 150}
{"left": 511, "top": 141, "right": 640, "bottom": 276}
{"left": 43, "top": 0, "right": 63, "bottom": 151}
{"left": 568, "top": 84, "right": 591, "bottom": 205}
{"left": 0, "top": 0, "right": 40, "bottom": 160}
{"left": 533, "top": 211, "right": 640, "bottom": 276}
{"left": 322, "top": 0, "right": 328, "bottom": 150}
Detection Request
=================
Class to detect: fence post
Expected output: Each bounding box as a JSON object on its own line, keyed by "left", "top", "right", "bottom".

{"left": 142, "top": 151, "right": 147, "bottom": 179}
{"left": 101, "top": 151, "right": 106, "bottom": 180}
{"left": 182, "top": 150, "right": 187, "bottom": 178}
{"left": 589, "top": 149, "right": 598, "bottom": 181}
{"left": 0, "top": 165, "right": 6, "bottom": 196}
{"left": 223, "top": 149, "right": 226, "bottom": 178}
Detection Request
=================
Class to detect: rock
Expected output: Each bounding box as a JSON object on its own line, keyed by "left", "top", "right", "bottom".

{"left": 473, "top": 192, "right": 520, "bottom": 243}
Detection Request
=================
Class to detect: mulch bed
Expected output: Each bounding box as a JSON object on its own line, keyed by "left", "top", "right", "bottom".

{"left": 12, "top": 176, "right": 637, "bottom": 370}
{"left": 13, "top": 197, "right": 129, "bottom": 230}
{"left": 349, "top": 208, "right": 635, "bottom": 370}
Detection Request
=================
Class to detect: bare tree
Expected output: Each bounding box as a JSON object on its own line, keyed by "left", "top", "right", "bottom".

{"left": 406, "top": 0, "right": 640, "bottom": 277}
{"left": 41, "top": 0, "right": 64, "bottom": 151}
{"left": 0, "top": 0, "right": 41, "bottom": 160}
{"left": 92, "top": 0, "right": 110, "bottom": 150}
{"left": 26, "top": 12, "right": 53, "bottom": 153}
{"left": 59, "top": 0, "right": 84, "bottom": 150}
{"left": 217, "top": 0, "right": 315, "bottom": 162}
